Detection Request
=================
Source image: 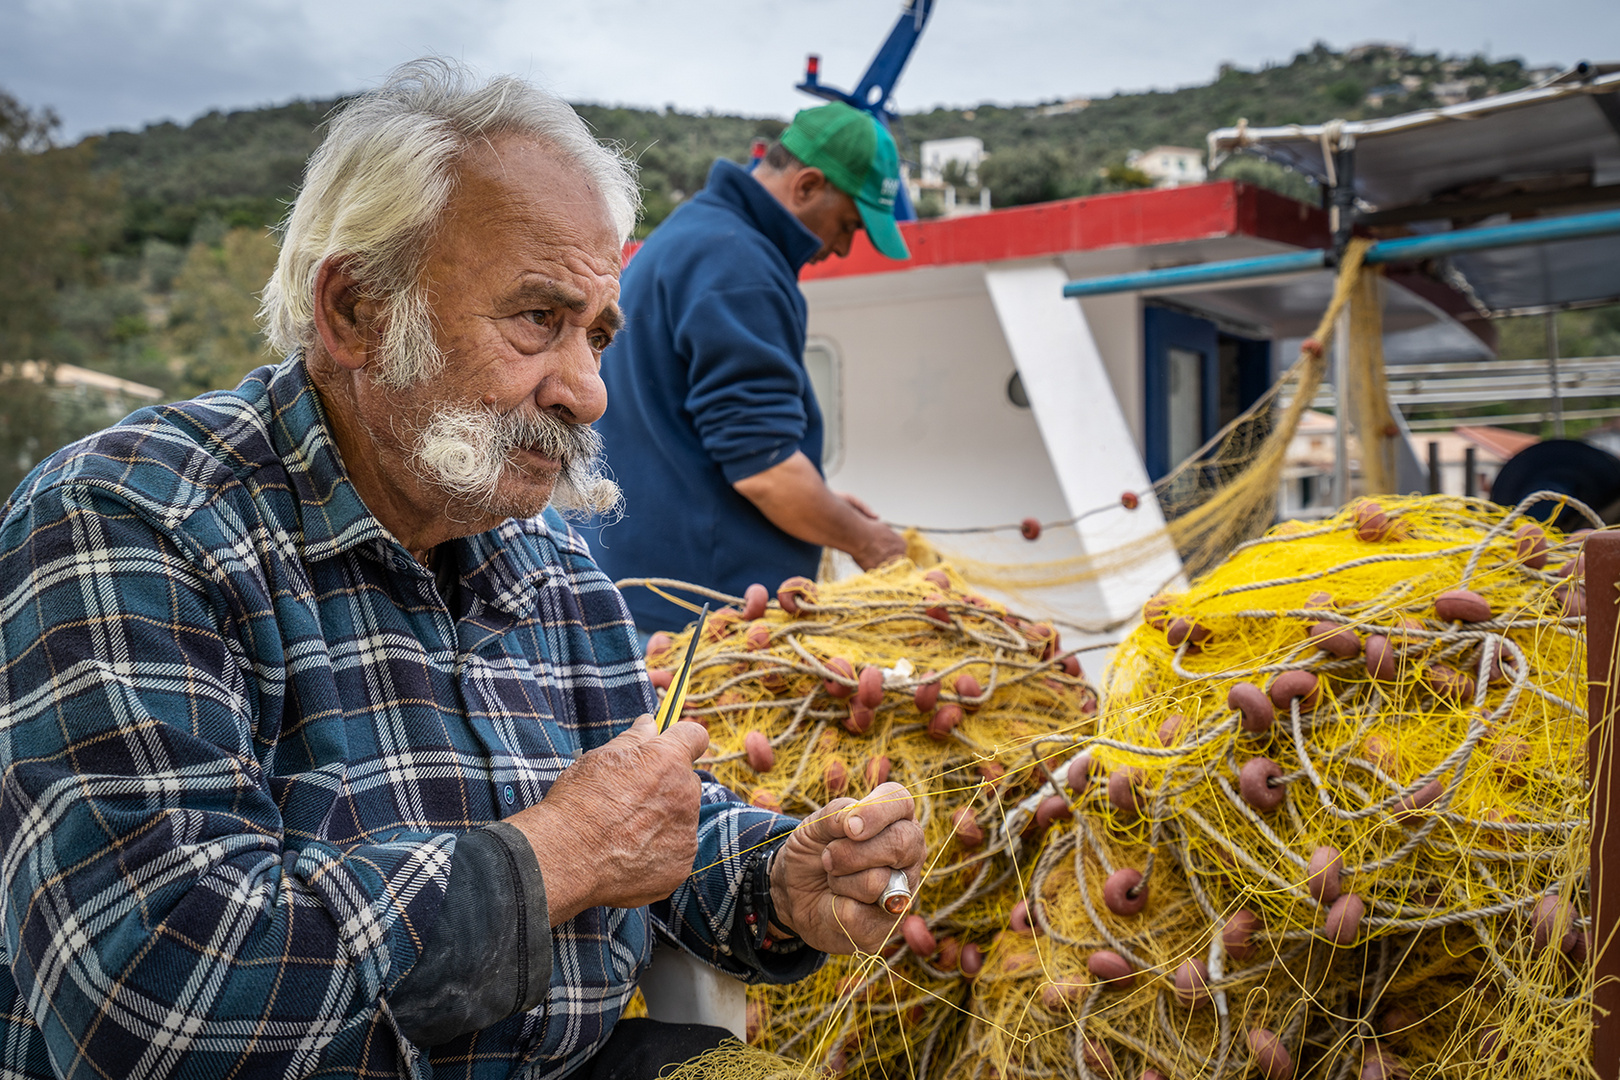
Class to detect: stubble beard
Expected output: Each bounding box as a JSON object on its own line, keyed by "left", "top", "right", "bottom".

{"left": 374, "top": 291, "right": 622, "bottom": 524}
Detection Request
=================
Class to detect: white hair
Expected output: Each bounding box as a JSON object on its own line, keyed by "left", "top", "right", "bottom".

{"left": 260, "top": 57, "right": 640, "bottom": 359}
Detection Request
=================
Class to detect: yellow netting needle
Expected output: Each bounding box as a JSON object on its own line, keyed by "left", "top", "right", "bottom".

{"left": 655, "top": 603, "right": 708, "bottom": 732}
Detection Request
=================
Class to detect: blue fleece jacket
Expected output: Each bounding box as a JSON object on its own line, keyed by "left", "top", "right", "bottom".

{"left": 588, "top": 160, "right": 826, "bottom": 632}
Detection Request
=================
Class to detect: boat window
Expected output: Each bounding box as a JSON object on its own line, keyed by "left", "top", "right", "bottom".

{"left": 1006, "top": 371, "right": 1031, "bottom": 408}
{"left": 804, "top": 337, "right": 843, "bottom": 473}
{"left": 1167, "top": 346, "right": 1204, "bottom": 469}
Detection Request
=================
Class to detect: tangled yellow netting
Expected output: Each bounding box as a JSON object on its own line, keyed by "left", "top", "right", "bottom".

{"left": 650, "top": 492, "right": 1600, "bottom": 1080}
{"left": 946, "top": 492, "right": 1598, "bottom": 1080}
{"left": 634, "top": 238, "right": 1605, "bottom": 1079}
{"left": 637, "top": 560, "right": 1099, "bottom": 1077}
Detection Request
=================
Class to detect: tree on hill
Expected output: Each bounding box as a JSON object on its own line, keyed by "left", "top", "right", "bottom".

{"left": 166, "top": 226, "right": 281, "bottom": 397}
{"left": 1, "top": 90, "right": 117, "bottom": 361}
{"left": 0, "top": 88, "right": 122, "bottom": 494}
{"left": 94, "top": 99, "right": 331, "bottom": 248}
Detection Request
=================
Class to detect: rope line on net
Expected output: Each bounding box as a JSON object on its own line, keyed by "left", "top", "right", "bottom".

{"left": 901, "top": 239, "right": 1375, "bottom": 610}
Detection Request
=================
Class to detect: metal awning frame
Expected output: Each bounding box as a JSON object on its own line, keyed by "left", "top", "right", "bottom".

{"left": 1206, "top": 69, "right": 1620, "bottom": 184}
{"left": 1195, "top": 68, "right": 1620, "bottom": 316}
{"left": 1061, "top": 207, "right": 1620, "bottom": 299}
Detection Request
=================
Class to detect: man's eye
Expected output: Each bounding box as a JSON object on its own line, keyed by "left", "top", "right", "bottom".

{"left": 525, "top": 310, "right": 554, "bottom": 325}
{"left": 589, "top": 331, "right": 613, "bottom": 352}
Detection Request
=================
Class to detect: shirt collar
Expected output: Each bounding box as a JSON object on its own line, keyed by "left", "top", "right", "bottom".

{"left": 698, "top": 159, "right": 824, "bottom": 272}
{"left": 263, "top": 356, "right": 393, "bottom": 562}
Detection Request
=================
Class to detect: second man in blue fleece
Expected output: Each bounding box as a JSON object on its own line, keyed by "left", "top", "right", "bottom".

{"left": 590, "top": 102, "right": 910, "bottom": 633}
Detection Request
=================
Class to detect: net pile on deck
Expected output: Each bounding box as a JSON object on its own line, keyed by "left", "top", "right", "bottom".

{"left": 637, "top": 559, "right": 1100, "bottom": 1077}
{"left": 946, "top": 493, "right": 1596, "bottom": 1080}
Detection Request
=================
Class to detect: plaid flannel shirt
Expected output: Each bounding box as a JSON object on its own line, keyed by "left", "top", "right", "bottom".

{"left": 0, "top": 357, "right": 809, "bottom": 1080}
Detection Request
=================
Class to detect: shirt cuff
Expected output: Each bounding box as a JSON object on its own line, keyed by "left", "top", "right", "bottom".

{"left": 387, "top": 822, "right": 551, "bottom": 1046}
{"left": 719, "top": 442, "right": 803, "bottom": 486}
{"left": 728, "top": 841, "right": 824, "bottom": 984}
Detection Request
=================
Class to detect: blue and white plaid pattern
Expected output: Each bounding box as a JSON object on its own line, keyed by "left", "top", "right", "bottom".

{"left": 0, "top": 358, "right": 799, "bottom": 1080}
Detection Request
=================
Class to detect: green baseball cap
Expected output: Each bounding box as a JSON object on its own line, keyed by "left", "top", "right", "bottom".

{"left": 779, "top": 102, "right": 910, "bottom": 261}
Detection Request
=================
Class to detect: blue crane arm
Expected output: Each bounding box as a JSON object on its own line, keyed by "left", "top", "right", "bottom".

{"left": 856, "top": 0, "right": 935, "bottom": 118}
{"left": 793, "top": 0, "right": 935, "bottom": 220}
{"left": 796, "top": 0, "right": 934, "bottom": 118}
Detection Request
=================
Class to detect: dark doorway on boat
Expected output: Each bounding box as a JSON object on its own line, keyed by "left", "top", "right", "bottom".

{"left": 1142, "top": 304, "right": 1271, "bottom": 482}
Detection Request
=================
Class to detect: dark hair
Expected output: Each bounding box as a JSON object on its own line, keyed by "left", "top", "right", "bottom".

{"left": 763, "top": 141, "right": 804, "bottom": 171}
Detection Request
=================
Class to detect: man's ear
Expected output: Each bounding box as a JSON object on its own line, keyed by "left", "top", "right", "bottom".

{"left": 312, "top": 256, "right": 383, "bottom": 372}
{"left": 788, "top": 166, "right": 829, "bottom": 210}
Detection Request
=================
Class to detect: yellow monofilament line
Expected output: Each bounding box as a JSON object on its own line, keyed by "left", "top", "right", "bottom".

{"left": 958, "top": 495, "right": 1599, "bottom": 1080}
{"left": 651, "top": 495, "right": 1602, "bottom": 1080}
{"left": 638, "top": 558, "right": 1100, "bottom": 1077}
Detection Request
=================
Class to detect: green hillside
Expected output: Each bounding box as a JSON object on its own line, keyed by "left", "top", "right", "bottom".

{"left": 94, "top": 99, "right": 332, "bottom": 246}
{"left": 912, "top": 44, "right": 1541, "bottom": 204}
{"left": 83, "top": 42, "right": 1548, "bottom": 248}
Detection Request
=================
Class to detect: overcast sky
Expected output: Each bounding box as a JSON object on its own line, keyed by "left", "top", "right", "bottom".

{"left": 3, "top": 0, "right": 1615, "bottom": 142}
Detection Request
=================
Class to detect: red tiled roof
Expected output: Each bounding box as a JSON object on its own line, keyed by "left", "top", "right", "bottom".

{"left": 1455, "top": 425, "right": 1541, "bottom": 460}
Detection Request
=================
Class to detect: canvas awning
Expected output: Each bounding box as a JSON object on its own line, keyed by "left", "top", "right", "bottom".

{"left": 1207, "top": 66, "right": 1620, "bottom": 314}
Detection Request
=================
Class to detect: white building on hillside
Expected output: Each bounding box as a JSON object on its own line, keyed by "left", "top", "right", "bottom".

{"left": 919, "top": 136, "right": 984, "bottom": 185}
{"left": 910, "top": 137, "right": 991, "bottom": 219}
{"left": 1127, "top": 145, "right": 1208, "bottom": 188}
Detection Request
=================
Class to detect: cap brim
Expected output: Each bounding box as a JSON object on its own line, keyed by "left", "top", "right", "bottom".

{"left": 857, "top": 200, "right": 910, "bottom": 261}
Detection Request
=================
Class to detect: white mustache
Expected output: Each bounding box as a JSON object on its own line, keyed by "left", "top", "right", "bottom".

{"left": 412, "top": 403, "right": 619, "bottom": 518}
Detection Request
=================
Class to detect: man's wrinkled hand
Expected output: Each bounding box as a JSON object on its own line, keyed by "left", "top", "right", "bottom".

{"left": 767, "top": 782, "right": 925, "bottom": 954}
{"left": 505, "top": 714, "right": 709, "bottom": 924}
{"left": 851, "top": 521, "right": 906, "bottom": 570}
{"left": 837, "top": 491, "right": 880, "bottom": 521}
{"left": 836, "top": 491, "right": 905, "bottom": 569}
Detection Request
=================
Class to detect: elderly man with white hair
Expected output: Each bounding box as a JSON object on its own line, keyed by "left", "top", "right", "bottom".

{"left": 0, "top": 60, "right": 923, "bottom": 1080}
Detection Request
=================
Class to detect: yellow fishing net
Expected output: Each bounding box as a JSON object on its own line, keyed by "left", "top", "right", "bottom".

{"left": 646, "top": 492, "right": 1599, "bottom": 1080}
{"left": 635, "top": 236, "right": 1604, "bottom": 1080}
{"left": 949, "top": 492, "right": 1597, "bottom": 1080}
{"left": 638, "top": 560, "right": 1100, "bottom": 1077}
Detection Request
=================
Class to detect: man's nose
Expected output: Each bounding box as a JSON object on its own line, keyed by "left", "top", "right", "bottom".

{"left": 536, "top": 331, "right": 607, "bottom": 424}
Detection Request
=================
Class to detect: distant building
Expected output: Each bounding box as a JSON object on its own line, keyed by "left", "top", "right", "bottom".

{"left": 1035, "top": 97, "right": 1091, "bottom": 117}
{"left": 1127, "top": 146, "right": 1208, "bottom": 188}
{"left": 1418, "top": 426, "right": 1536, "bottom": 496}
{"left": 910, "top": 137, "right": 992, "bottom": 219}
{"left": 1281, "top": 415, "right": 1530, "bottom": 514}
{"left": 1280, "top": 410, "right": 1343, "bottom": 517}
{"left": 2, "top": 361, "right": 164, "bottom": 418}
{"left": 1431, "top": 80, "right": 1477, "bottom": 106}
{"left": 1365, "top": 84, "right": 1405, "bottom": 108}
{"left": 919, "top": 137, "right": 984, "bottom": 185}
